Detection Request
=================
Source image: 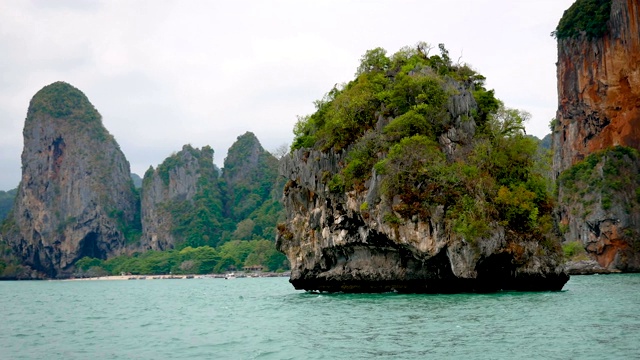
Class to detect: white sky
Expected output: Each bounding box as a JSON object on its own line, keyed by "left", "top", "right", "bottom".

{"left": 0, "top": 0, "right": 575, "bottom": 190}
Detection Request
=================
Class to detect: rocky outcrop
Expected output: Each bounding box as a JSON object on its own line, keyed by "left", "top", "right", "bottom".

{"left": 220, "top": 132, "right": 285, "bottom": 241}
{"left": 278, "top": 83, "right": 568, "bottom": 293}
{"left": 278, "top": 149, "right": 568, "bottom": 293}
{"left": 222, "top": 132, "right": 280, "bottom": 221}
{"left": 565, "top": 259, "right": 620, "bottom": 275}
{"left": 140, "top": 145, "right": 221, "bottom": 250}
{"left": 557, "top": 146, "right": 640, "bottom": 271}
{"left": 554, "top": 0, "right": 640, "bottom": 271}
{"left": 2, "top": 82, "right": 139, "bottom": 278}
{"left": 140, "top": 133, "right": 284, "bottom": 249}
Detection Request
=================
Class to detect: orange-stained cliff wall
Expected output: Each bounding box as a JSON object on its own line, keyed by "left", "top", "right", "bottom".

{"left": 554, "top": 0, "right": 640, "bottom": 272}
{"left": 553, "top": 0, "right": 640, "bottom": 176}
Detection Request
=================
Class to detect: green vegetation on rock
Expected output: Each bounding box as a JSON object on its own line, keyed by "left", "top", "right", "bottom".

{"left": 109, "top": 184, "right": 142, "bottom": 245}
{"left": 139, "top": 137, "right": 285, "bottom": 267}
{"left": 28, "top": 81, "right": 100, "bottom": 121}
{"left": 27, "top": 81, "right": 111, "bottom": 142}
{"left": 0, "top": 240, "right": 34, "bottom": 279}
{"left": 144, "top": 145, "right": 227, "bottom": 248}
{"left": 0, "top": 189, "right": 17, "bottom": 222}
{"left": 74, "top": 239, "right": 288, "bottom": 276}
{"left": 292, "top": 42, "right": 556, "bottom": 243}
{"left": 220, "top": 132, "right": 285, "bottom": 243}
{"left": 77, "top": 134, "right": 289, "bottom": 275}
{"left": 2, "top": 81, "right": 288, "bottom": 277}
{"left": 562, "top": 240, "right": 589, "bottom": 261}
{"left": 292, "top": 43, "right": 484, "bottom": 152}
{"left": 553, "top": 0, "right": 612, "bottom": 39}
{"left": 558, "top": 146, "right": 640, "bottom": 214}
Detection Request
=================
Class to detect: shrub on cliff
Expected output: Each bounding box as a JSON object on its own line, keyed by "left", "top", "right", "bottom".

{"left": 553, "top": 0, "right": 612, "bottom": 39}
{"left": 0, "top": 242, "right": 21, "bottom": 278}
{"left": 558, "top": 146, "right": 640, "bottom": 216}
{"left": 562, "top": 241, "right": 589, "bottom": 260}
{"left": 292, "top": 43, "right": 477, "bottom": 153}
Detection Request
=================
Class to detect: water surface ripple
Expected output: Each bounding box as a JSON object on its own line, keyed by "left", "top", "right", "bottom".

{"left": 1, "top": 274, "right": 639, "bottom": 359}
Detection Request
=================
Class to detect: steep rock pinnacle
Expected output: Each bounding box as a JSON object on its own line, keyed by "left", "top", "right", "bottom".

{"left": 3, "top": 82, "right": 139, "bottom": 277}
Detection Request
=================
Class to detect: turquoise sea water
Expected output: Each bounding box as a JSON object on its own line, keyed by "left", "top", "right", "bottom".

{"left": 1, "top": 274, "right": 639, "bottom": 360}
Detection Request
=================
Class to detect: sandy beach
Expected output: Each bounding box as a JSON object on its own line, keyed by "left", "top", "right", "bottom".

{"left": 66, "top": 272, "right": 289, "bottom": 281}
{"left": 68, "top": 275, "right": 191, "bottom": 281}
{"left": 69, "top": 274, "right": 221, "bottom": 281}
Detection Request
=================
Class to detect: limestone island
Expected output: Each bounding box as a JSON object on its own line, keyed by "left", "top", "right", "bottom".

{"left": 276, "top": 42, "right": 570, "bottom": 293}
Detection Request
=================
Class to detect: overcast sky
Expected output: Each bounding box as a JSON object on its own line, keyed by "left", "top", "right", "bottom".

{"left": 0, "top": 0, "right": 575, "bottom": 190}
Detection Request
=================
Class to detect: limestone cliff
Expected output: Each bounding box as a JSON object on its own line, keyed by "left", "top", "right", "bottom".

{"left": 554, "top": 0, "right": 640, "bottom": 172}
{"left": 140, "top": 145, "right": 223, "bottom": 250}
{"left": 553, "top": 0, "right": 640, "bottom": 271}
{"left": 222, "top": 132, "right": 280, "bottom": 221}
{"left": 221, "top": 132, "right": 284, "bottom": 242}
{"left": 2, "top": 82, "right": 139, "bottom": 278}
{"left": 139, "top": 134, "right": 284, "bottom": 249}
{"left": 278, "top": 149, "right": 567, "bottom": 293}
{"left": 277, "top": 48, "right": 568, "bottom": 292}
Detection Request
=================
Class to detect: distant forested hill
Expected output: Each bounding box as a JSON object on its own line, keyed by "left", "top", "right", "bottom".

{"left": 0, "top": 189, "right": 16, "bottom": 222}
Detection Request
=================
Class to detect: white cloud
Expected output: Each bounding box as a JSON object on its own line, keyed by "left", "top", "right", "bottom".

{"left": 0, "top": 0, "right": 575, "bottom": 190}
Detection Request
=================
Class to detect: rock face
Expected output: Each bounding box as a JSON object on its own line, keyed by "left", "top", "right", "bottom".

{"left": 278, "top": 82, "right": 568, "bottom": 293}
{"left": 140, "top": 145, "right": 222, "bottom": 250}
{"left": 554, "top": 0, "right": 640, "bottom": 271}
{"left": 220, "top": 132, "right": 285, "bottom": 242}
{"left": 222, "top": 132, "right": 280, "bottom": 221}
{"left": 554, "top": 0, "right": 640, "bottom": 173}
{"left": 278, "top": 149, "right": 568, "bottom": 293}
{"left": 3, "top": 82, "right": 139, "bottom": 278}
{"left": 565, "top": 259, "right": 621, "bottom": 275}
{"left": 139, "top": 133, "right": 283, "bottom": 250}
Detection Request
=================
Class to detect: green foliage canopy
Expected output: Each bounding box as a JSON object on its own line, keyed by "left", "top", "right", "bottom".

{"left": 28, "top": 82, "right": 111, "bottom": 142}
{"left": 73, "top": 239, "right": 288, "bottom": 276}
{"left": 553, "top": 0, "right": 612, "bottom": 39}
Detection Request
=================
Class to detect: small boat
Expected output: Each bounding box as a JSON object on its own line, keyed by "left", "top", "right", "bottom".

{"left": 224, "top": 273, "right": 236, "bottom": 280}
